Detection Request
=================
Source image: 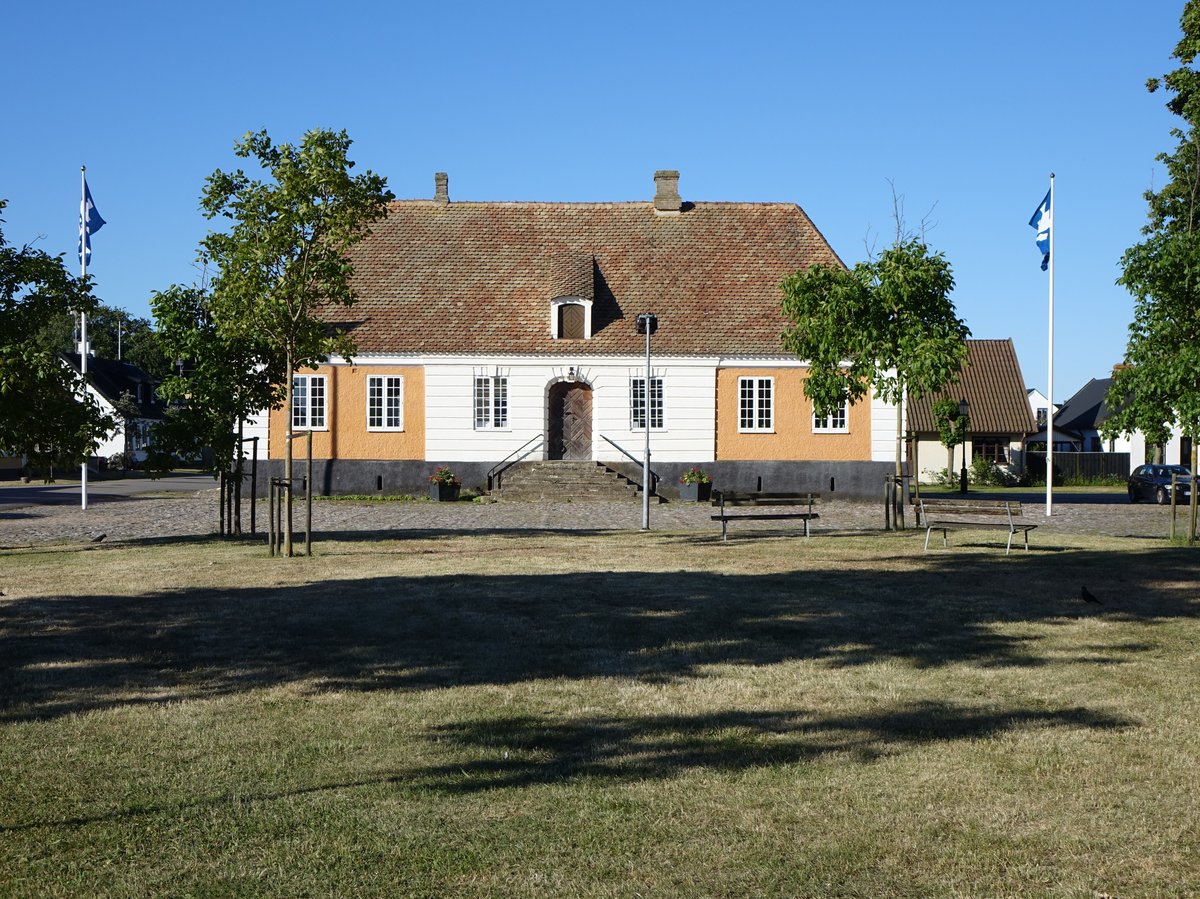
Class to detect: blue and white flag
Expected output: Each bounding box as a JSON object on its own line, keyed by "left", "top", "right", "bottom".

{"left": 1029, "top": 189, "right": 1051, "bottom": 272}
{"left": 79, "top": 179, "right": 106, "bottom": 267}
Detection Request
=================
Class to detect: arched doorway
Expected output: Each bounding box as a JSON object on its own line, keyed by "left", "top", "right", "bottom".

{"left": 548, "top": 381, "right": 593, "bottom": 460}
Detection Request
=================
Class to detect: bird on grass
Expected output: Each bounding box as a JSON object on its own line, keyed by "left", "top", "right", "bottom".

{"left": 90, "top": 533, "right": 106, "bottom": 543}
{"left": 1081, "top": 586, "right": 1101, "bottom": 604}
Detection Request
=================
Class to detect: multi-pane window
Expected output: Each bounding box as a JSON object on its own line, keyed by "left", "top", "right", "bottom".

{"left": 367, "top": 375, "right": 404, "bottom": 430}
{"left": 972, "top": 439, "right": 1009, "bottom": 464}
{"left": 631, "top": 377, "right": 664, "bottom": 430}
{"left": 292, "top": 375, "right": 327, "bottom": 429}
{"left": 813, "top": 402, "right": 849, "bottom": 433}
{"left": 738, "top": 377, "right": 773, "bottom": 431}
{"left": 474, "top": 376, "right": 508, "bottom": 429}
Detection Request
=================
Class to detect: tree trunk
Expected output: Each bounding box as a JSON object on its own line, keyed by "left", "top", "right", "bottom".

{"left": 893, "top": 380, "right": 905, "bottom": 529}
{"left": 284, "top": 350, "right": 294, "bottom": 557}
{"left": 234, "top": 419, "right": 244, "bottom": 535}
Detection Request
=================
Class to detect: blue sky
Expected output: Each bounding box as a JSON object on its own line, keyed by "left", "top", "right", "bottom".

{"left": 0, "top": 1, "right": 1185, "bottom": 402}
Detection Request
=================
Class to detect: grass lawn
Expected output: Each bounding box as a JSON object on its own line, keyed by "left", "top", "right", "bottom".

{"left": 2, "top": 528, "right": 1198, "bottom": 897}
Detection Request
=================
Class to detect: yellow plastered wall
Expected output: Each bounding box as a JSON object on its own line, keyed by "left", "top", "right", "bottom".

{"left": 268, "top": 364, "right": 425, "bottom": 460}
{"left": 716, "top": 368, "right": 871, "bottom": 461}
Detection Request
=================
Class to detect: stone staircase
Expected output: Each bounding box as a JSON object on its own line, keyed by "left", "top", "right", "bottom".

{"left": 492, "top": 460, "right": 664, "bottom": 503}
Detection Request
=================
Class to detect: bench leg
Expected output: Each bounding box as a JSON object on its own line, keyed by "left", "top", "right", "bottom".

{"left": 722, "top": 518, "right": 728, "bottom": 542}
{"left": 924, "top": 527, "right": 932, "bottom": 551}
{"left": 804, "top": 517, "right": 810, "bottom": 538}
{"left": 1024, "top": 530, "right": 1030, "bottom": 552}
{"left": 1006, "top": 531, "right": 1013, "bottom": 555}
{"left": 942, "top": 528, "right": 948, "bottom": 549}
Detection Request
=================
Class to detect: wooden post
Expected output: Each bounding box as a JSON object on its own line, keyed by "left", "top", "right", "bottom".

{"left": 249, "top": 436, "right": 258, "bottom": 535}
{"left": 884, "top": 476, "right": 893, "bottom": 531}
{"left": 305, "top": 430, "right": 313, "bottom": 557}
{"left": 1171, "top": 473, "right": 1178, "bottom": 542}
{"left": 234, "top": 421, "right": 244, "bottom": 535}
{"left": 268, "top": 479, "right": 276, "bottom": 557}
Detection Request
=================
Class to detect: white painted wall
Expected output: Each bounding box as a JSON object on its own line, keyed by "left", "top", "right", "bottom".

{"left": 871, "top": 388, "right": 902, "bottom": 464}
{"left": 422, "top": 355, "right": 718, "bottom": 463}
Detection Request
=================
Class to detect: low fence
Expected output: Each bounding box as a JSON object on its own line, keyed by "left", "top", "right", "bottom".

{"left": 1025, "top": 451, "right": 1131, "bottom": 481}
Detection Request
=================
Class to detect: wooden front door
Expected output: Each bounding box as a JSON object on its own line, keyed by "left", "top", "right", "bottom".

{"left": 548, "top": 382, "right": 593, "bottom": 460}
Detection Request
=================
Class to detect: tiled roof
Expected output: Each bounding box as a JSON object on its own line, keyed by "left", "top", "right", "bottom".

{"left": 1053, "top": 377, "right": 1113, "bottom": 433}
{"left": 906, "top": 339, "right": 1037, "bottom": 436}
{"left": 341, "top": 197, "right": 843, "bottom": 356}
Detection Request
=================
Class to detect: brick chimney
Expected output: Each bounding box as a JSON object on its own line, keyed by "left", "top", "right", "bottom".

{"left": 434, "top": 172, "right": 449, "bottom": 205}
{"left": 653, "top": 170, "right": 681, "bottom": 214}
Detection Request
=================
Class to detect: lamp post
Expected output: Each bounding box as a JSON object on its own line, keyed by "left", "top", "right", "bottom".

{"left": 636, "top": 313, "right": 658, "bottom": 530}
{"left": 958, "top": 397, "right": 970, "bottom": 494}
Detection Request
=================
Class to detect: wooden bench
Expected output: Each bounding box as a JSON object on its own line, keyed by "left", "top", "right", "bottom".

{"left": 710, "top": 491, "right": 820, "bottom": 541}
{"left": 917, "top": 498, "right": 1037, "bottom": 555}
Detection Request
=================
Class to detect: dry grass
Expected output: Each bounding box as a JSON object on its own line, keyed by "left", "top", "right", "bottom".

{"left": 2, "top": 529, "right": 1199, "bottom": 897}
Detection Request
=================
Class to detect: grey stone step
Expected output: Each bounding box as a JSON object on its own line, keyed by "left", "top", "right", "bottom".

{"left": 493, "top": 460, "right": 664, "bottom": 503}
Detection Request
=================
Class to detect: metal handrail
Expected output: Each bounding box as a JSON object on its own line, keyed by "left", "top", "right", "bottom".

{"left": 599, "top": 434, "right": 659, "bottom": 495}
{"left": 487, "top": 435, "right": 545, "bottom": 491}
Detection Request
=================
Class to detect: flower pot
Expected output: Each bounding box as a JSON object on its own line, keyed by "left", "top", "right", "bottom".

{"left": 430, "top": 482, "right": 461, "bottom": 502}
{"left": 678, "top": 482, "right": 712, "bottom": 503}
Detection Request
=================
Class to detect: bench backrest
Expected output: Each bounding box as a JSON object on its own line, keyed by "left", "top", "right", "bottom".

{"left": 918, "top": 498, "right": 1022, "bottom": 523}
{"left": 713, "top": 491, "right": 821, "bottom": 507}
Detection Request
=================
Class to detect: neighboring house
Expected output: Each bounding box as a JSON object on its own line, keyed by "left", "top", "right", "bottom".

{"left": 906, "top": 339, "right": 1036, "bottom": 481}
{"left": 62, "top": 352, "right": 164, "bottom": 466}
{"left": 1026, "top": 387, "right": 1056, "bottom": 433}
{"left": 1034, "top": 374, "right": 1188, "bottom": 474}
{"left": 254, "top": 171, "right": 903, "bottom": 497}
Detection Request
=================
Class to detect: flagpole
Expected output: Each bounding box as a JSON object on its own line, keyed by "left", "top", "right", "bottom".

{"left": 80, "top": 166, "right": 89, "bottom": 511}
{"left": 1045, "top": 173, "right": 1055, "bottom": 517}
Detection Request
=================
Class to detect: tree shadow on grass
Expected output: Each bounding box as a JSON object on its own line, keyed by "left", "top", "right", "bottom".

{"left": 413, "top": 702, "right": 1137, "bottom": 793}
{"left": 0, "top": 701, "right": 1135, "bottom": 832}
{"left": 1, "top": 545, "right": 1198, "bottom": 723}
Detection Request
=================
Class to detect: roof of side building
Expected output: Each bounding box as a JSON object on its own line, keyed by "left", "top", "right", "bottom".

{"left": 906, "top": 338, "right": 1037, "bottom": 435}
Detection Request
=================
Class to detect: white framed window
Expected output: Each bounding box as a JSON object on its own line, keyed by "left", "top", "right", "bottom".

{"left": 474, "top": 376, "right": 508, "bottom": 429}
{"left": 292, "top": 374, "right": 327, "bottom": 430}
{"left": 738, "top": 377, "right": 773, "bottom": 432}
{"left": 630, "top": 377, "right": 664, "bottom": 430}
{"left": 813, "top": 402, "right": 849, "bottom": 433}
{"left": 367, "top": 375, "right": 404, "bottom": 431}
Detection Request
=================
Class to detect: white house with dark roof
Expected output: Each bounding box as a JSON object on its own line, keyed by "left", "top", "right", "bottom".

{"left": 259, "top": 171, "right": 902, "bottom": 497}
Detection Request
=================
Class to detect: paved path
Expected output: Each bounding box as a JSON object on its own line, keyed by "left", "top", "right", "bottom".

{"left": 0, "top": 474, "right": 216, "bottom": 510}
{"left": 0, "top": 485, "right": 1185, "bottom": 547}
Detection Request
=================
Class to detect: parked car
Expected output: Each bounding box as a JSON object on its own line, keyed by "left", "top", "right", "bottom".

{"left": 1128, "top": 464, "right": 1192, "bottom": 504}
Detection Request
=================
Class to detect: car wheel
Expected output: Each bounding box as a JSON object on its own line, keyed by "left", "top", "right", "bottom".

{"left": 1157, "top": 486, "right": 1170, "bottom": 505}
{"left": 1129, "top": 488, "right": 1138, "bottom": 503}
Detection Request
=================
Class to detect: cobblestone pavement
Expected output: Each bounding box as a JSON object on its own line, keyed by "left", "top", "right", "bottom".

{"left": 0, "top": 487, "right": 1184, "bottom": 547}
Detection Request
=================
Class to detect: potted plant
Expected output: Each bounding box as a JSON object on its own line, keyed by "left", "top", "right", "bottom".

{"left": 428, "top": 466, "right": 461, "bottom": 501}
{"left": 678, "top": 466, "right": 713, "bottom": 502}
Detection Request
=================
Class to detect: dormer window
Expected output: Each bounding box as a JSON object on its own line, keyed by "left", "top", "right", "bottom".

{"left": 550, "top": 297, "right": 593, "bottom": 340}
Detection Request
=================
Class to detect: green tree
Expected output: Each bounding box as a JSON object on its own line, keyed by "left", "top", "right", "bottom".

{"left": 1104, "top": 1, "right": 1200, "bottom": 472}
{"left": 38, "top": 303, "right": 172, "bottom": 380}
{"left": 0, "top": 200, "right": 114, "bottom": 478}
{"left": 781, "top": 236, "right": 968, "bottom": 481}
{"left": 932, "top": 397, "right": 970, "bottom": 481}
{"left": 199, "top": 129, "right": 393, "bottom": 553}
{"left": 152, "top": 283, "right": 279, "bottom": 532}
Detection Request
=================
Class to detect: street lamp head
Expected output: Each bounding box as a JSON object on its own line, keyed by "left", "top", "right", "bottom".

{"left": 635, "top": 313, "right": 658, "bottom": 335}
{"left": 958, "top": 397, "right": 970, "bottom": 419}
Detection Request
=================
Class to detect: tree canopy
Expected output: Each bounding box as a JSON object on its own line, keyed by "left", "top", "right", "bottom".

{"left": 38, "top": 302, "right": 172, "bottom": 380}
{"left": 1104, "top": 0, "right": 1200, "bottom": 454}
{"left": 152, "top": 283, "right": 278, "bottom": 476}
{"left": 780, "top": 236, "right": 968, "bottom": 475}
{"left": 0, "top": 200, "right": 114, "bottom": 473}
{"left": 193, "top": 128, "right": 393, "bottom": 552}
